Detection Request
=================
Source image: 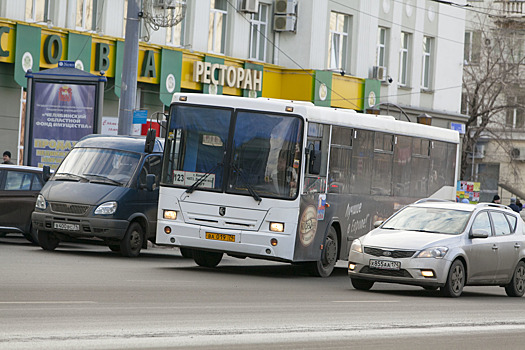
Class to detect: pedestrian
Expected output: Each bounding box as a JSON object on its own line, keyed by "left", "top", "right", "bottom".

{"left": 2, "top": 151, "right": 13, "bottom": 164}
{"left": 517, "top": 199, "right": 523, "bottom": 211}
{"left": 509, "top": 197, "right": 521, "bottom": 213}
{"left": 491, "top": 195, "right": 501, "bottom": 204}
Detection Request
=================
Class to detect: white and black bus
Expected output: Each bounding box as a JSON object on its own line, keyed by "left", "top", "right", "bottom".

{"left": 156, "top": 93, "right": 460, "bottom": 277}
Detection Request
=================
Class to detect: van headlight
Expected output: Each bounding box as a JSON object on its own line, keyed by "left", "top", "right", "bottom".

{"left": 35, "top": 194, "right": 47, "bottom": 210}
{"left": 94, "top": 201, "right": 117, "bottom": 215}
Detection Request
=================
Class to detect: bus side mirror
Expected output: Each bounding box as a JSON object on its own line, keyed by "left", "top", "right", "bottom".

{"left": 309, "top": 150, "right": 321, "bottom": 175}
{"left": 144, "top": 129, "right": 156, "bottom": 154}
{"left": 42, "top": 165, "right": 51, "bottom": 182}
{"left": 146, "top": 174, "right": 156, "bottom": 191}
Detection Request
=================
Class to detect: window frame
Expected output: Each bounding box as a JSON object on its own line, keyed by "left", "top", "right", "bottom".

{"left": 376, "top": 27, "right": 387, "bottom": 67}
{"left": 327, "top": 12, "right": 350, "bottom": 70}
{"left": 76, "top": 0, "right": 98, "bottom": 32}
{"left": 399, "top": 31, "right": 411, "bottom": 87}
{"left": 166, "top": 0, "right": 187, "bottom": 47}
{"left": 25, "top": 0, "right": 50, "bottom": 23}
{"left": 248, "top": 3, "right": 270, "bottom": 62}
{"left": 421, "top": 36, "right": 433, "bottom": 90}
{"left": 208, "top": 0, "right": 228, "bottom": 54}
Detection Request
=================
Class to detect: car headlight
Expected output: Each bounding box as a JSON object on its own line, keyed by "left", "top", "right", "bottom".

{"left": 94, "top": 201, "right": 117, "bottom": 215}
{"left": 416, "top": 247, "right": 449, "bottom": 259}
{"left": 35, "top": 194, "right": 47, "bottom": 210}
{"left": 350, "top": 239, "right": 363, "bottom": 253}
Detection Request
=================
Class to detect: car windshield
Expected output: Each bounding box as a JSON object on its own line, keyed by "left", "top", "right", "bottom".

{"left": 54, "top": 148, "right": 141, "bottom": 186}
{"left": 381, "top": 206, "right": 471, "bottom": 235}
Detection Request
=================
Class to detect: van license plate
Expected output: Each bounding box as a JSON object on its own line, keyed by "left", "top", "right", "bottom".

{"left": 54, "top": 222, "right": 80, "bottom": 231}
{"left": 205, "top": 232, "right": 235, "bottom": 242}
{"left": 369, "top": 259, "right": 400, "bottom": 270}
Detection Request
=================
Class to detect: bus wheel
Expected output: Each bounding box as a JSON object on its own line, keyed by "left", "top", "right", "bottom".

{"left": 120, "top": 222, "right": 144, "bottom": 257}
{"left": 180, "top": 247, "right": 194, "bottom": 258}
{"left": 193, "top": 250, "right": 223, "bottom": 268}
{"left": 38, "top": 230, "right": 60, "bottom": 251}
{"left": 310, "top": 226, "right": 338, "bottom": 277}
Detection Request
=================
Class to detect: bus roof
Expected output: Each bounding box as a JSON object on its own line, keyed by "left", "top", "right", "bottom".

{"left": 171, "top": 93, "right": 459, "bottom": 144}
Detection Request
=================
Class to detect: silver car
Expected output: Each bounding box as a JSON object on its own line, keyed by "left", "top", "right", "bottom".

{"left": 348, "top": 200, "right": 525, "bottom": 297}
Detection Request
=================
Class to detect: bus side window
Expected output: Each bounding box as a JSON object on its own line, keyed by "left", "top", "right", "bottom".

{"left": 304, "top": 122, "right": 329, "bottom": 194}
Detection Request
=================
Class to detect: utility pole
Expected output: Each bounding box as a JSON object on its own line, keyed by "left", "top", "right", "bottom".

{"left": 118, "top": 0, "right": 141, "bottom": 135}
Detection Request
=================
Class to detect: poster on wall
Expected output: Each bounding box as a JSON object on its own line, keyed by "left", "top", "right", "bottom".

{"left": 29, "top": 82, "right": 96, "bottom": 168}
{"left": 456, "top": 181, "right": 480, "bottom": 204}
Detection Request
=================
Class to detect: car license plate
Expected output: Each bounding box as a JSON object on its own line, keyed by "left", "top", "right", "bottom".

{"left": 369, "top": 259, "right": 401, "bottom": 270}
{"left": 54, "top": 222, "right": 80, "bottom": 231}
{"left": 205, "top": 232, "right": 235, "bottom": 242}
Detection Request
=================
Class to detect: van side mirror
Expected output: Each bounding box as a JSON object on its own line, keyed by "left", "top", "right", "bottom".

{"left": 469, "top": 229, "right": 489, "bottom": 239}
{"left": 144, "top": 129, "right": 156, "bottom": 154}
{"left": 42, "top": 165, "right": 51, "bottom": 182}
{"left": 145, "top": 174, "right": 156, "bottom": 191}
{"left": 308, "top": 150, "right": 321, "bottom": 175}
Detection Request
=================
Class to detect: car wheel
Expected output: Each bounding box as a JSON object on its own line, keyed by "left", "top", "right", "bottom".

{"left": 180, "top": 247, "right": 194, "bottom": 258}
{"left": 120, "top": 222, "right": 144, "bottom": 257}
{"left": 309, "top": 226, "right": 338, "bottom": 278}
{"left": 351, "top": 278, "right": 374, "bottom": 291}
{"left": 38, "top": 230, "right": 60, "bottom": 251}
{"left": 441, "top": 260, "right": 465, "bottom": 298}
{"left": 504, "top": 261, "right": 525, "bottom": 297}
{"left": 193, "top": 250, "right": 223, "bottom": 268}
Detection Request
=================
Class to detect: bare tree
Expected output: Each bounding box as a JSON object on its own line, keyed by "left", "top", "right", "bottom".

{"left": 462, "top": 7, "right": 525, "bottom": 181}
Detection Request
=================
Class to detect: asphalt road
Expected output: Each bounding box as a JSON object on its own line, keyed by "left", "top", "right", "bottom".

{"left": 2, "top": 234, "right": 525, "bottom": 349}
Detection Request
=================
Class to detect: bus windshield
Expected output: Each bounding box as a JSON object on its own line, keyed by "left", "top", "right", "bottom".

{"left": 162, "top": 104, "right": 303, "bottom": 199}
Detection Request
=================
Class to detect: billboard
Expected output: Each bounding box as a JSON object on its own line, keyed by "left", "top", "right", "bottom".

{"left": 30, "top": 82, "right": 96, "bottom": 168}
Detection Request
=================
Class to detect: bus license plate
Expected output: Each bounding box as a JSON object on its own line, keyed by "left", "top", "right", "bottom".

{"left": 369, "top": 259, "right": 400, "bottom": 270}
{"left": 54, "top": 222, "right": 80, "bottom": 231}
{"left": 205, "top": 232, "right": 235, "bottom": 242}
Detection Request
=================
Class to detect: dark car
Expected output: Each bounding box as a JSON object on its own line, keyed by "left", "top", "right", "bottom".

{"left": 0, "top": 164, "right": 44, "bottom": 243}
{"left": 32, "top": 134, "right": 163, "bottom": 257}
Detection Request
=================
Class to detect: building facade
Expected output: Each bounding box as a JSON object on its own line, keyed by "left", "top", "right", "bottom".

{"left": 0, "top": 0, "right": 466, "bottom": 167}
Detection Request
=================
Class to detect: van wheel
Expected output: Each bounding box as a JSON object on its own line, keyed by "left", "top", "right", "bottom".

{"left": 180, "top": 247, "right": 194, "bottom": 258}
{"left": 38, "top": 230, "right": 60, "bottom": 251}
{"left": 120, "top": 222, "right": 144, "bottom": 257}
{"left": 193, "top": 250, "right": 223, "bottom": 268}
{"left": 108, "top": 244, "right": 121, "bottom": 253}
{"left": 309, "top": 226, "right": 338, "bottom": 277}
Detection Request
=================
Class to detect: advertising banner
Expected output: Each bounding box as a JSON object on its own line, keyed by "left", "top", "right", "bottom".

{"left": 30, "top": 82, "right": 96, "bottom": 168}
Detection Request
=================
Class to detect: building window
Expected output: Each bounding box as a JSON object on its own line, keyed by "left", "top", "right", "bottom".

{"left": 327, "top": 12, "right": 349, "bottom": 70}
{"left": 506, "top": 97, "right": 525, "bottom": 129}
{"left": 376, "top": 27, "right": 387, "bottom": 67}
{"left": 249, "top": 3, "right": 269, "bottom": 62}
{"left": 76, "top": 0, "right": 97, "bottom": 31}
{"left": 399, "top": 31, "right": 411, "bottom": 86}
{"left": 26, "top": 0, "right": 49, "bottom": 22}
{"left": 421, "top": 36, "right": 433, "bottom": 90}
{"left": 208, "top": 0, "right": 227, "bottom": 54}
{"left": 166, "top": 0, "right": 187, "bottom": 47}
{"left": 464, "top": 31, "right": 481, "bottom": 64}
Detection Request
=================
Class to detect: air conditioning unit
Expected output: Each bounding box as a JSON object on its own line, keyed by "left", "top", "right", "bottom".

{"left": 273, "top": 14, "right": 296, "bottom": 32}
{"left": 240, "top": 0, "right": 259, "bottom": 13}
{"left": 511, "top": 147, "right": 525, "bottom": 161}
{"left": 371, "top": 66, "right": 387, "bottom": 81}
{"left": 275, "top": 0, "right": 297, "bottom": 14}
{"left": 153, "top": 0, "right": 176, "bottom": 9}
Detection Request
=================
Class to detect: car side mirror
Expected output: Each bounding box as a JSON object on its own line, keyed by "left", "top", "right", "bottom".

{"left": 470, "top": 228, "right": 489, "bottom": 239}
{"left": 42, "top": 165, "right": 51, "bottom": 182}
{"left": 308, "top": 150, "right": 321, "bottom": 175}
{"left": 373, "top": 220, "right": 383, "bottom": 228}
{"left": 145, "top": 174, "right": 156, "bottom": 192}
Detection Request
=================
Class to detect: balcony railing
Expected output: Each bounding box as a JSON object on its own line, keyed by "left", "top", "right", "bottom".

{"left": 496, "top": 0, "right": 525, "bottom": 17}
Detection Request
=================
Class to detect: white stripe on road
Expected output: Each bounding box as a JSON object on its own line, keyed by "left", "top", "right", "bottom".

{"left": 332, "top": 300, "right": 399, "bottom": 303}
{"left": 0, "top": 301, "right": 96, "bottom": 304}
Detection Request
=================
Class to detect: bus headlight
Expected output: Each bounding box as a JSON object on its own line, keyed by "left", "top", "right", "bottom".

{"left": 270, "top": 222, "right": 284, "bottom": 232}
{"left": 163, "top": 210, "right": 178, "bottom": 220}
{"left": 94, "top": 201, "right": 117, "bottom": 215}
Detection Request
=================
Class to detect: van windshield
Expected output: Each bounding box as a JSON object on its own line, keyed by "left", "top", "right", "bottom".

{"left": 54, "top": 148, "right": 141, "bottom": 186}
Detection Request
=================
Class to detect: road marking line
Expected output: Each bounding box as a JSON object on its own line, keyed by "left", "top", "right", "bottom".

{"left": 0, "top": 301, "right": 96, "bottom": 304}
{"left": 331, "top": 300, "right": 399, "bottom": 303}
